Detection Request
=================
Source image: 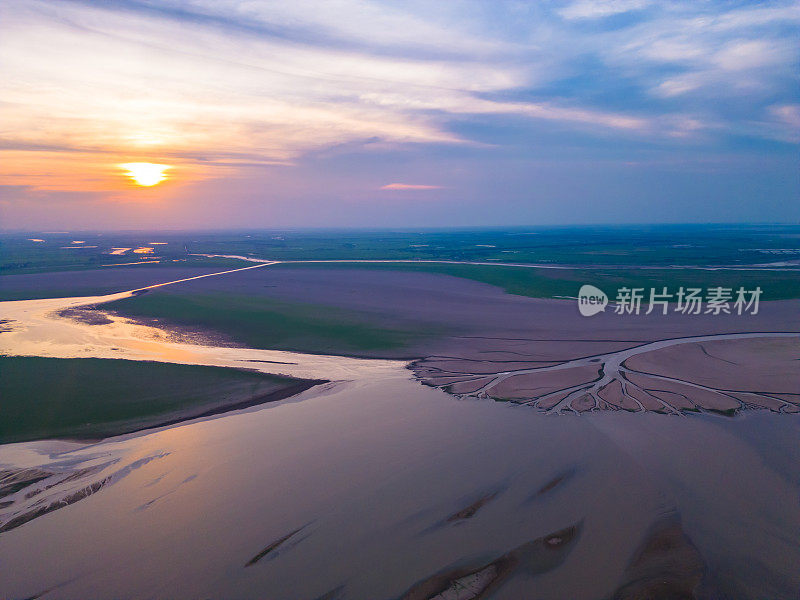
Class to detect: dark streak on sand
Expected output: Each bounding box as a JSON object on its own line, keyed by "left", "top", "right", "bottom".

{"left": 0, "top": 455, "right": 168, "bottom": 534}
{"left": 0, "top": 478, "right": 110, "bottom": 533}
{"left": 309, "top": 586, "right": 346, "bottom": 600}
{"left": 445, "top": 492, "right": 499, "bottom": 523}
{"left": 530, "top": 467, "right": 577, "bottom": 500}
{"left": 246, "top": 526, "right": 305, "bottom": 566}
{"left": 0, "top": 469, "right": 52, "bottom": 499}
{"left": 242, "top": 359, "right": 299, "bottom": 365}
{"left": 399, "top": 523, "right": 581, "bottom": 600}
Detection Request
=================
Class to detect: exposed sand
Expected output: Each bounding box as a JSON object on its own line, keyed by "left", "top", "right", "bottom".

{"left": 413, "top": 333, "right": 800, "bottom": 414}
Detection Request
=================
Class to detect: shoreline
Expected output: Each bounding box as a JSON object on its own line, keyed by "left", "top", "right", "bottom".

{"left": 1, "top": 354, "right": 331, "bottom": 444}
{"left": 98, "top": 377, "right": 328, "bottom": 441}
{"left": 4, "top": 376, "right": 327, "bottom": 447}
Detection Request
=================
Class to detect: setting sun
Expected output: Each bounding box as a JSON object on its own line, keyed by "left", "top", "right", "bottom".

{"left": 120, "top": 162, "right": 170, "bottom": 186}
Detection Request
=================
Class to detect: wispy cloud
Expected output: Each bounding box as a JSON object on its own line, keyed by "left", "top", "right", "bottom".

{"left": 559, "top": 0, "right": 652, "bottom": 20}
{"left": 599, "top": 3, "right": 800, "bottom": 104}
{"left": 0, "top": 0, "right": 797, "bottom": 219}
{"left": 380, "top": 183, "right": 443, "bottom": 190}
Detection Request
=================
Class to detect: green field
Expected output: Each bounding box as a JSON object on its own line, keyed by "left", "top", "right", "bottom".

{"left": 3, "top": 225, "right": 800, "bottom": 274}
{"left": 0, "top": 356, "right": 318, "bottom": 443}
{"left": 105, "top": 293, "right": 430, "bottom": 356}
{"left": 3, "top": 227, "right": 798, "bottom": 302}
{"left": 0, "top": 254, "right": 247, "bottom": 277}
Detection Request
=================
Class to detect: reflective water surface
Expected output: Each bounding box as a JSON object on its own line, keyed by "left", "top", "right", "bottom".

{"left": 1, "top": 373, "right": 798, "bottom": 599}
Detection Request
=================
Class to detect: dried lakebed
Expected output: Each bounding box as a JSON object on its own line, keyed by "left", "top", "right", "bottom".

{"left": 413, "top": 334, "right": 800, "bottom": 414}
{"left": 1, "top": 263, "right": 799, "bottom": 599}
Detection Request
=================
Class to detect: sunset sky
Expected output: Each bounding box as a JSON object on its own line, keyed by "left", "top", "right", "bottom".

{"left": 1, "top": 0, "right": 798, "bottom": 229}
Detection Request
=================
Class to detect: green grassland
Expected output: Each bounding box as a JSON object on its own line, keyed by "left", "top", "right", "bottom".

{"left": 3, "top": 227, "right": 798, "bottom": 301}
{"left": 4, "top": 225, "right": 800, "bottom": 274}
{"left": 140, "top": 225, "right": 800, "bottom": 267}
{"left": 0, "top": 252, "right": 246, "bottom": 277}
{"left": 0, "top": 231, "right": 250, "bottom": 275}
{"left": 0, "top": 356, "right": 316, "bottom": 443}
{"left": 105, "top": 293, "right": 431, "bottom": 356}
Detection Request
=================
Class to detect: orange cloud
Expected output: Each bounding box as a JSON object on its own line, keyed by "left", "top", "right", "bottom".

{"left": 380, "top": 183, "right": 443, "bottom": 190}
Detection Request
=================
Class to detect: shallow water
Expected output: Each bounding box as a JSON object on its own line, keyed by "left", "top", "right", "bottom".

{"left": 0, "top": 374, "right": 798, "bottom": 599}
{"left": 0, "top": 289, "right": 404, "bottom": 381}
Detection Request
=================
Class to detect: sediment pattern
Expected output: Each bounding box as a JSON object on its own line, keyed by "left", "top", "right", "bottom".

{"left": 0, "top": 452, "right": 168, "bottom": 533}
{"left": 413, "top": 334, "right": 800, "bottom": 414}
